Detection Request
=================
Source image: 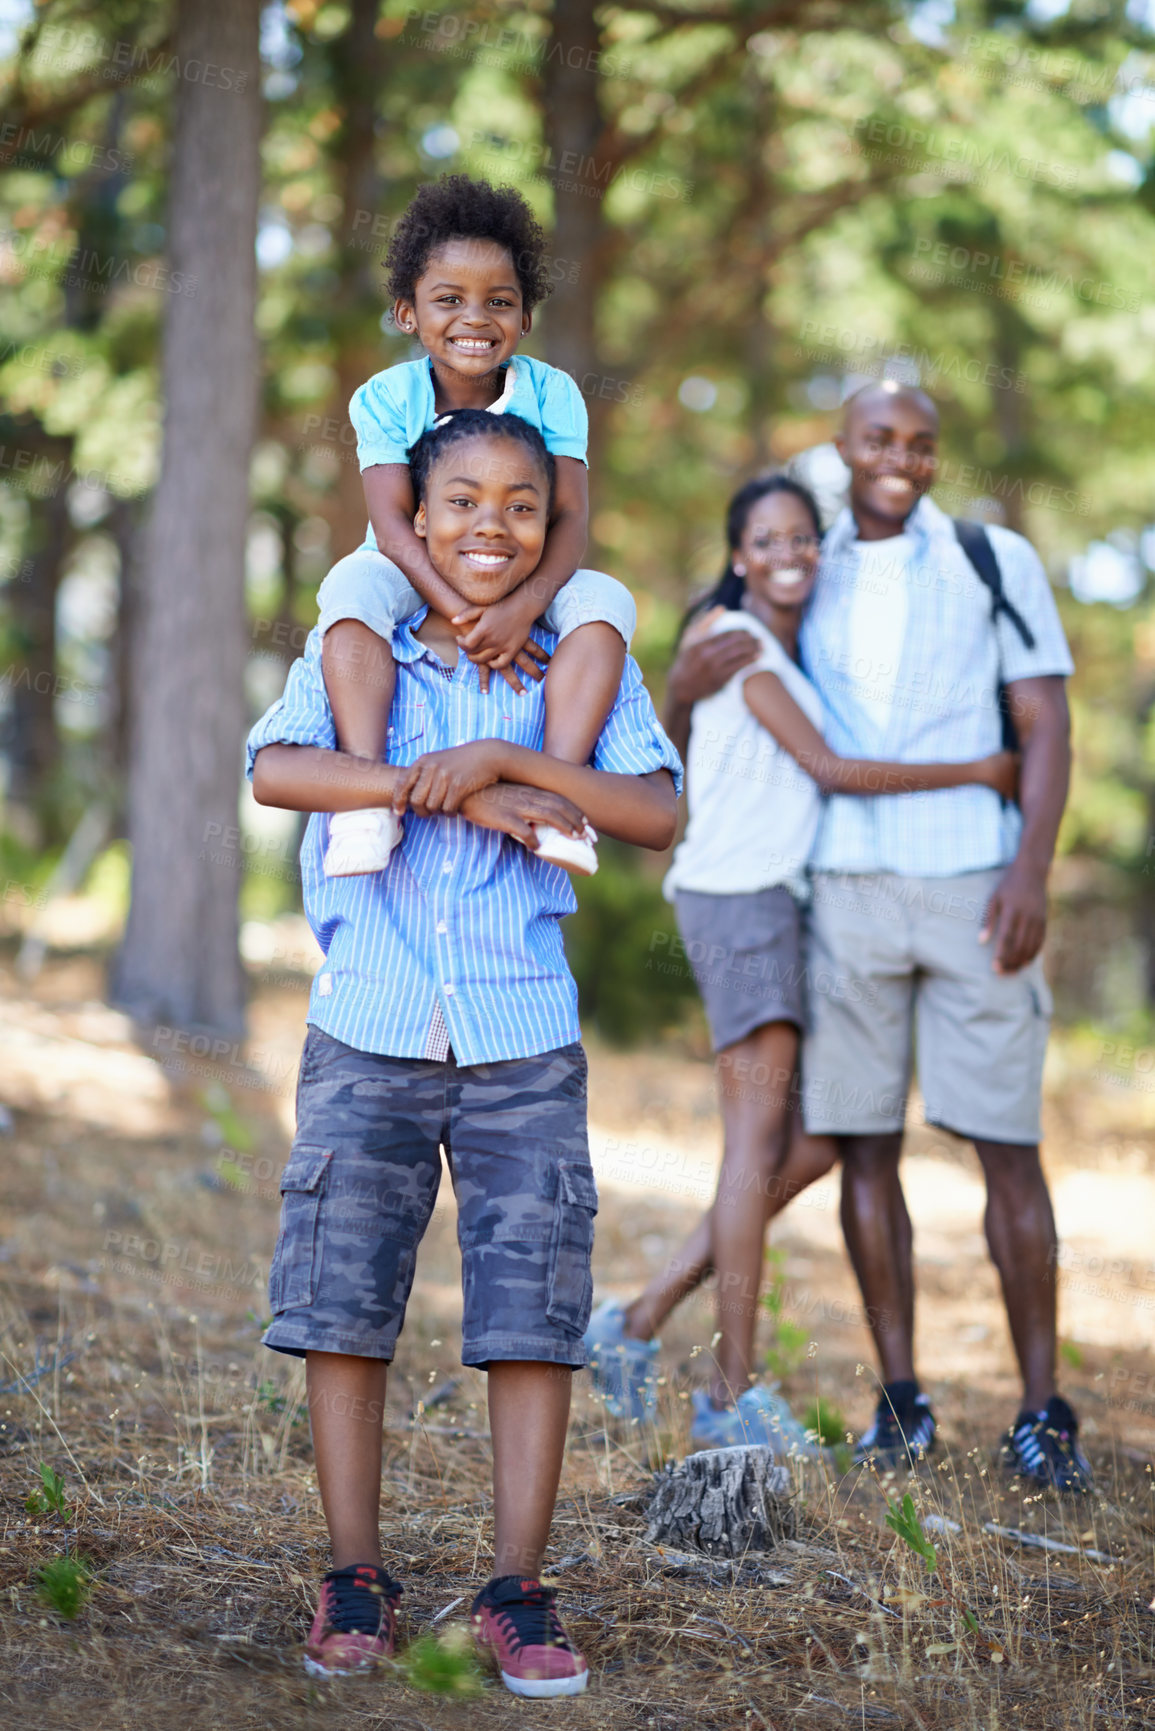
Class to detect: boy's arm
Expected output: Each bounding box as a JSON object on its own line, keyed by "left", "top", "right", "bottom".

{"left": 453, "top": 456, "right": 589, "bottom": 669}
{"left": 250, "top": 742, "right": 588, "bottom": 842}
{"left": 395, "top": 740, "right": 677, "bottom": 851}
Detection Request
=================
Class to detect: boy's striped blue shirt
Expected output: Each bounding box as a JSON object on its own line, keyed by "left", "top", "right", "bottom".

{"left": 246, "top": 615, "right": 682, "bottom": 1065}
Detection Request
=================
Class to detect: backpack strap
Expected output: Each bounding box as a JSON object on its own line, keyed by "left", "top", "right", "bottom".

{"left": 952, "top": 518, "right": 1035, "bottom": 649}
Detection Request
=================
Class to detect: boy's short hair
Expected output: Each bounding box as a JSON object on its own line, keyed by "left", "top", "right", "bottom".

{"left": 385, "top": 175, "right": 552, "bottom": 311}
{"left": 408, "top": 409, "right": 555, "bottom": 507}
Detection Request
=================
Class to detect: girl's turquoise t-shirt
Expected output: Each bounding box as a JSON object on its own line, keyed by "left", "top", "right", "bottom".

{"left": 349, "top": 354, "right": 589, "bottom": 472}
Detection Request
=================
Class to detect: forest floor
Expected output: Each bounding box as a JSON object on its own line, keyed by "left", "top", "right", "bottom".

{"left": 0, "top": 927, "right": 1153, "bottom": 1730}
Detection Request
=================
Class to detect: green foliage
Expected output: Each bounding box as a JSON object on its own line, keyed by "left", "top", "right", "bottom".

{"left": 760, "top": 1248, "right": 810, "bottom": 1380}
{"left": 399, "top": 1627, "right": 483, "bottom": 1695}
{"left": 802, "top": 1397, "right": 847, "bottom": 1449}
{"left": 25, "top": 1462, "right": 72, "bottom": 1522}
{"left": 35, "top": 1554, "right": 93, "bottom": 1620}
{"left": 885, "top": 1492, "right": 938, "bottom": 1573}
{"left": 199, "top": 1084, "right": 255, "bottom": 1154}
{"left": 1060, "top": 1338, "right": 1085, "bottom": 1370}
{"left": 564, "top": 843, "right": 698, "bottom": 1044}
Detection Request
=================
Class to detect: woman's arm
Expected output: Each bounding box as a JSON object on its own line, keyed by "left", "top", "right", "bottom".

{"left": 394, "top": 741, "right": 677, "bottom": 850}
{"left": 742, "top": 671, "right": 1017, "bottom": 798}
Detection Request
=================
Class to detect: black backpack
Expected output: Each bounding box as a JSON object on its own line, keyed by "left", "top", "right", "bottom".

{"left": 952, "top": 518, "right": 1035, "bottom": 752}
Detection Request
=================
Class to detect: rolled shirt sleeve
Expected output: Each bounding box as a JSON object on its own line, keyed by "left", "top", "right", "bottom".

{"left": 593, "top": 654, "right": 684, "bottom": 795}
{"left": 987, "top": 527, "right": 1075, "bottom": 683}
{"left": 246, "top": 630, "right": 336, "bottom": 779}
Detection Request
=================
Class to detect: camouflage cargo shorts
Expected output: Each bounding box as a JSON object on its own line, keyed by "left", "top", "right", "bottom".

{"left": 263, "top": 1026, "right": 598, "bottom": 1369}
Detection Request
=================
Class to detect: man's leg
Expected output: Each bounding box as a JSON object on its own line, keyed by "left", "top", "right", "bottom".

{"left": 489, "top": 1363, "right": 572, "bottom": 1578}
{"left": 972, "top": 1140, "right": 1057, "bottom": 1412}
{"left": 837, "top": 1130, "right": 915, "bottom": 1384}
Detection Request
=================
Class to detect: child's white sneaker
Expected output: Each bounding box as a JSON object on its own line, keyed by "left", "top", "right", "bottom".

{"left": 323, "top": 808, "right": 403, "bottom": 876}
{"left": 531, "top": 822, "right": 598, "bottom": 876}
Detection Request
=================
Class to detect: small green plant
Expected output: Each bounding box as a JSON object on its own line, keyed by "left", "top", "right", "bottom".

{"left": 199, "top": 1083, "right": 255, "bottom": 1152}
{"left": 1059, "top": 1338, "right": 1084, "bottom": 1370}
{"left": 802, "top": 1398, "right": 847, "bottom": 1448}
{"left": 885, "top": 1491, "right": 938, "bottom": 1570}
{"left": 25, "top": 1462, "right": 73, "bottom": 1521}
{"left": 399, "top": 1627, "right": 483, "bottom": 1695}
{"left": 760, "top": 1248, "right": 809, "bottom": 1380}
{"left": 35, "top": 1554, "right": 93, "bottom": 1619}
{"left": 255, "top": 1380, "right": 308, "bottom": 1426}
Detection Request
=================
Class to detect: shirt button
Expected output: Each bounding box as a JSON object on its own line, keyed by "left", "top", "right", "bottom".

{"left": 436, "top": 921, "right": 448, "bottom": 934}
{"left": 442, "top": 861, "right": 453, "bottom": 874}
{"left": 443, "top": 983, "right": 455, "bottom": 996}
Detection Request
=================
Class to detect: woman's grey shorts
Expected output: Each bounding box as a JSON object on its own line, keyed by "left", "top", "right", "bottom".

{"left": 673, "top": 886, "right": 806, "bottom": 1052}
{"left": 263, "top": 1027, "right": 598, "bottom": 1369}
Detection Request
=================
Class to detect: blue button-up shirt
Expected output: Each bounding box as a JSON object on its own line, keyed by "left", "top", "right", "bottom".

{"left": 246, "top": 614, "right": 682, "bottom": 1064}
{"left": 800, "top": 495, "right": 1074, "bottom": 878}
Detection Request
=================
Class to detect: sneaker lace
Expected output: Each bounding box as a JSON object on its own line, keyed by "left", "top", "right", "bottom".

{"left": 492, "top": 1586, "right": 571, "bottom": 1651}
{"left": 325, "top": 1567, "right": 400, "bottom": 1635}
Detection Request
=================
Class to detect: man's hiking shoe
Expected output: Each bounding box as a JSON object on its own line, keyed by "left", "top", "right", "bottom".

{"left": 323, "top": 807, "right": 403, "bottom": 876}
{"left": 304, "top": 1564, "right": 402, "bottom": 1677}
{"left": 584, "top": 1298, "right": 659, "bottom": 1423}
{"left": 472, "top": 1575, "right": 589, "bottom": 1698}
{"left": 1003, "top": 1394, "right": 1093, "bottom": 1494}
{"left": 689, "top": 1384, "right": 819, "bottom": 1457}
{"left": 854, "top": 1380, "right": 937, "bottom": 1469}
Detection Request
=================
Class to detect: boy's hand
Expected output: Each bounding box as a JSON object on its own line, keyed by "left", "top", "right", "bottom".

{"left": 393, "top": 742, "right": 508, "bottom": 816}
{"left": 459, "top": 781, "right": 587, "bottom": 847}
{"left": 453, "top": 592, "right": 551, "bottom": 696}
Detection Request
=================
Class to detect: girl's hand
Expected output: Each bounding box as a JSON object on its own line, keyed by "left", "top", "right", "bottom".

{"left": 459, "top": 781, "right": 587, "bottom": 846}
{"left": 453, "top": 592, "right": 551, "bottom": 696}
{"left": 975, "top": 750, "right": 1020, "bottom": 800}
{"left": 393, "top": 742, "right": 508, "bottom": 816}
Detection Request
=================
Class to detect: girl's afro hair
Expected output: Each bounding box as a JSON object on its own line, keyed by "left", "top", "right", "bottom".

{"left": 385, "top": 175, "right": 553, "bottom": 311}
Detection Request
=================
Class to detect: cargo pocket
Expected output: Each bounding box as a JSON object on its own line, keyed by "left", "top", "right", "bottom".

{"left": 546, "top": 1161, "right": 599, "bottom": 1334}
{"left": 268, "top": 1145, "right": 332, "bottom": 1312}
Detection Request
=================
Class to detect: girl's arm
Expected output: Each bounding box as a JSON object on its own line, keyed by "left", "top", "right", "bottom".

{"left": 742, "top": 670, "right": 1017, "bottom": 798}
{"left": 362, "top": 464, "right": 464, "bottom": 618}
{"left": 394, "top": 741, "right": 678, "bottom": 851}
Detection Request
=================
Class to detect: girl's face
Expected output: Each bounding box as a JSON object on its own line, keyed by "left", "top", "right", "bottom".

{"left": 735, "top": 491, "right": 821, "bottom": 610}
{"left": 395, "top": 239, "right": 528, "bottom": 379}
{"left": 414, "top": 434, "right": 549, "bottom": 607}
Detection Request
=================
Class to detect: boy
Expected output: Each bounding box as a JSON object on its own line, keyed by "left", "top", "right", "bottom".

{"left": 248, "top": 410, "right": 679, "bottom": 1694}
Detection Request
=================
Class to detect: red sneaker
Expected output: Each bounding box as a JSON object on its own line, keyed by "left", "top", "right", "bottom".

{"left": 471, "top": 1575, "right": 589, "bottom": 1698}
{"left": 304, "top": 1563, "right": 402, "bottom": 1677}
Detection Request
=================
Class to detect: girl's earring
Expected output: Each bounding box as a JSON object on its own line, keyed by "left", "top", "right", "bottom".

{"left": 733, "top": 563, "right": 746, "bottom": 577}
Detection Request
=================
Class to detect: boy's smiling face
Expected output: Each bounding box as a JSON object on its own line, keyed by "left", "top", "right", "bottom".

{"left": 414, "top": 432, "right": 549, "bottom": 609}
{"left": 394, "top": 239, "right": 529, "bottom": 382}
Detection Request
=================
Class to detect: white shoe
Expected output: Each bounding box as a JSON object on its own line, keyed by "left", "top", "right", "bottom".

{"left": 531, "top": 822, "right": 598, "bottom": 876}
{"left": 323, "top": 808, "right": 403, "bottom": 876}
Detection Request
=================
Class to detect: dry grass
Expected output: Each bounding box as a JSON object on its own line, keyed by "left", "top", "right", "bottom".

{"left": 1, "top": 949, "right": 1153, "bottom": 1730}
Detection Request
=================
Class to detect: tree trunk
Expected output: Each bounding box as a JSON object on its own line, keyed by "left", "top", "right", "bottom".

{"left": 113, "top": 0, "right": 261, "bottom": 1036}
{"left": 4, "top": 451, "right": 72, "bottom": 844}
{"left": 646, "top": 1446, "right": 797, "bottom": 1558}
{"left": 542, "top": 0, "right": 607, "bottom": 463}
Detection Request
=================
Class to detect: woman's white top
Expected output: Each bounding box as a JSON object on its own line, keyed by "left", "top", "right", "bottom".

{"left": 663, "top": 609, "right": 826, "bottom": 900}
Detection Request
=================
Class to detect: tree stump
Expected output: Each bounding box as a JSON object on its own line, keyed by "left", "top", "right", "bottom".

{"left": 646, "top": 1446, "right": 797, "bottom": 1559}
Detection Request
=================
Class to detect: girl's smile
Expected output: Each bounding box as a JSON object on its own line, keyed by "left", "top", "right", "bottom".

{"left": 394, "top": 238, "right": 529, "bottom": 391}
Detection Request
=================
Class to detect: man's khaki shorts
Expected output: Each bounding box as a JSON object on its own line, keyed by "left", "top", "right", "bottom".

{"left": 800, "top": 869, "right": 1052, "bottom": 1145}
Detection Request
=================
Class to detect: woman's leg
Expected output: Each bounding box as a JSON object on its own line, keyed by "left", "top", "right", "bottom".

{"left": 623, "top": 1033, "right": 837, "bottom": 1379}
